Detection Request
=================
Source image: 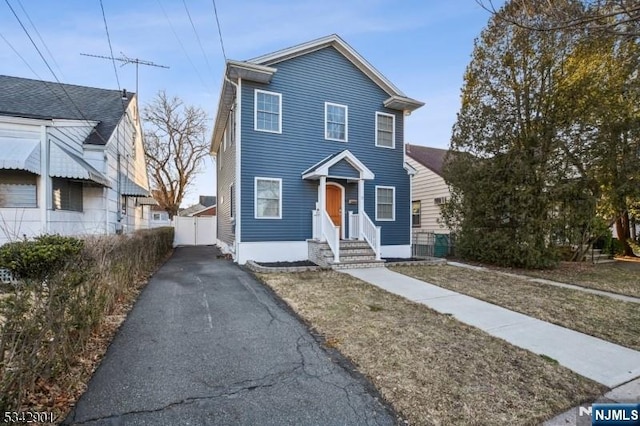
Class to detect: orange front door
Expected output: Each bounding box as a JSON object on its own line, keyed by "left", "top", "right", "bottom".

{"left": 326, "top": 185, "right": 342, "bottom": 237}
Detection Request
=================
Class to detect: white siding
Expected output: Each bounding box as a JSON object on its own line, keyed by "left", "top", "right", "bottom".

{"left": 407, "top": 156, "right": 451, "bottom": 233}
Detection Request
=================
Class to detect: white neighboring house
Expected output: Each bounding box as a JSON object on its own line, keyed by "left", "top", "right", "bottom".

{"left": 405, "top": 144, "right": 451, "bottom": 233}
{"left": 0, "top": 75, "right": 152, "bottom": 246}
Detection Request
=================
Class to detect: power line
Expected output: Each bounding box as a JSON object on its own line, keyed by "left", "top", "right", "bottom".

{"left": 182, "top": 0, "right": 214, "bottom": 76}
{"left": 4, "top": 0, "right": 110, "bottom": 144}
{"left": 99, "top": 0, "right": 122, "bottom": 101}
{"left": 156, "top": 0, "right": 211, "bottom": 92}
{"left": 15, "top": 0, "right": 65, "bottom": 80}
{"left": 211, "top": 0, "right": 227, "bottom": 60}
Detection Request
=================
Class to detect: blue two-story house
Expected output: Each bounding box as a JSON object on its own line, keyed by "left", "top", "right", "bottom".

{"left": 211, "top": 34, "right": 424, "bottom": 267}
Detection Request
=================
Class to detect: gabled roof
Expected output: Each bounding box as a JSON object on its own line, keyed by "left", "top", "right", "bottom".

{"left": 302, "top": 149, "right": 374, "bottom": 180}
{"left": 211, "top": 34, "right": 424, "bottom": 152}
{"left": 405, "top": 144, "right": 449, "bottom": 177}
{"left": 0, "top": 75, "right": 133, "bottom": 145}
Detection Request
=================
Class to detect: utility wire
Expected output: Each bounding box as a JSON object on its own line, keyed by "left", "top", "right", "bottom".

{"left": 0, "top": 32, "right": 103, "bottom": 144}
{"left": 4, "top": 0, "right": 109, "bottom": 144}
{"left": 99, "top": 0, "right": 122, "bottom": 95}
{"left": 156, "top": 0, "right": 211, "bottom": 92}
{"left": 16, "top": 0, "right": 65, "bottom": 80}
{"left": 211, "top": 0, "right": 227, "bottom": 60}
{"left": 182, "top": 0, "right": 214, "bottom": 76}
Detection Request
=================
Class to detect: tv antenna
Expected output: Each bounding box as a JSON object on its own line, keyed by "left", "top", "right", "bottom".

{"left": 80, "top": 52, "right": 169, "bottom": 96}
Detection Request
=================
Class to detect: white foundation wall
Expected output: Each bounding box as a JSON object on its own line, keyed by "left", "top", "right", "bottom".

{"left": 236, "top": 241, "right": 309, "bottom": 265}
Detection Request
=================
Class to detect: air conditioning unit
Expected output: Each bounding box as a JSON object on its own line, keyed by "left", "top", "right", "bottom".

{"left": 434, "top": 197, "right": 448, "bottom": 205}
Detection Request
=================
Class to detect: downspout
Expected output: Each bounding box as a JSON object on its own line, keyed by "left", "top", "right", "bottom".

{"left": 224, "top": 74, "right": 241, "bottom": 260}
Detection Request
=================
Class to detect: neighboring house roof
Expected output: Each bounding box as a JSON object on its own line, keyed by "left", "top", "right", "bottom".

{"left": 179, "top": 203, "right": 206, "bottom": 216}
{"left": 405, "top": 144, "right": 449, "bottom": 177}
{"left": 0, "top": 75, "right": 134, "bottom": 145}
{"left": 211, "top": 34, "right": 424, "bottom": 152}
{"left": 199, "top": 195, "right": 217, "bottom": 207}
{"left": 190, "top": 205, "right": 216, "bottom": 217}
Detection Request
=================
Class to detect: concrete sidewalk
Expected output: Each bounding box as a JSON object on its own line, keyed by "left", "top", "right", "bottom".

{"left": 64, "top": 247, "right": 395, "bottom": 425}
{"left": 343, "top": 267, "right": 640, "bottom": 389}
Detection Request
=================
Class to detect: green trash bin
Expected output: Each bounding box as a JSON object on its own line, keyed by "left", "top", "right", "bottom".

{"left": 434, "top": 234, "right": 450, "bottom": 258}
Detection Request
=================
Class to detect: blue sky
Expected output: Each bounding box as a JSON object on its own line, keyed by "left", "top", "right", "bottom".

{"left": 0, "top": 0, "right": 498, "bottom": 207}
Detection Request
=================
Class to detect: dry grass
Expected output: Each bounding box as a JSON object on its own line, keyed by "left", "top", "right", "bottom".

{"left": 258, "top": 271, "right": 605, "bottom": 426}
{"left": 499, "top": 261, "right": 640, "bottom": 298}
{"left": 391, "top": 265, "right": 640, "bottom": 351}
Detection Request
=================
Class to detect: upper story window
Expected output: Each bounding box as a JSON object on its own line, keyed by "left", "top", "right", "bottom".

{"left": 375, "top": 112, "right": 395, "bottom": 148}
{"left": 255, "top": 90, "right": 282, "bottom": 133}
{"left": 325, "top": 102, "right": 348, "bottom": 142}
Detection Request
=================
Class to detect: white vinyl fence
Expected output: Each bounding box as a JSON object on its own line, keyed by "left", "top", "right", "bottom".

{"left": 172, "top": 216, "right": 216, "bottom": 246}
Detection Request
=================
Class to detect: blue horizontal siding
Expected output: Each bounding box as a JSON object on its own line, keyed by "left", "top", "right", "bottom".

{"left": 240, "top": 46, "right": 409, "bottom": 245}
{"left": 328, "top": 159, "right": 360, "bottom": 179}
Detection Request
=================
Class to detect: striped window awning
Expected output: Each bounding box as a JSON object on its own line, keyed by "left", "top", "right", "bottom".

{"left": 49, "top": 141, "right": 110, "bottom": 187}
{"left": 119, "top": 172, "right": 149, "bottom": 197}
{"left": 0, "top": 137, "right": 41, "bottom": 174}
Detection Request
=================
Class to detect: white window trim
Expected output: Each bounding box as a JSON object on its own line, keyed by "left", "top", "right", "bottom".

{"left": 254, "top": 89, "right": 282, "bottom": 134}
{"left": 324, "top": 102, "right": 348, "bottom": 142}
{"left": 375, "top": 185, "right": 395, "bottom": 221}
{"left": 375, "top": 111, "right": 395, "bottom": 149}
{"left": 223, "top": 129, "right": 227, "bottom": 151}
{"left": 254, "top": 177, "right": 282, "bottom": 219}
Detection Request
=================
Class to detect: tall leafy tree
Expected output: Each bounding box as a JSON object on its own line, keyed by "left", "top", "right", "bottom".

{"left": 444, "top": 0, "right": 590, "bottom": 267}
{"left": 143, "top": 91, "right": 209, "bottom": 218}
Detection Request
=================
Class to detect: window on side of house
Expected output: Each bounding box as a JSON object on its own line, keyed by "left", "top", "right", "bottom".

{"left": 255, "top": 177, "right": 282, "bottom": 219}
{"left": 375, "top": 186, "right": 395, "bottom": 221}
{"left": 255, "top": 90, "right": 282, "bottom": 133}
{"left": 153, "top": 212, "right": 161, "bottom": 221}
{"left": 412, "top": 200, "right": 421, "bottom": 227}
{"left": 325, "top": 102, "right": 348, "bottom": 142}
{"left": 0, "top": 170, "right": 37, "bottom": 208}
{"left": 52, "top": 178, "right": 83, "bottom": 212}
{"left": 230, "top": 183, "right": 235, "bottom": 219}
{"left": 375, "top": 112, "right": 395, "bottom": 148}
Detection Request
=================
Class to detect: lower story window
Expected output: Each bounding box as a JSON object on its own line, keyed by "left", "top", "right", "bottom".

{"left": 0, "top": 170, "right": 37, "bottom": 208}
{"left": 52, "top": 178, "right": 83, "bottom": 212}
{"left": 412, "top": 200, "right": 421, "bottom": 227}
{"left": 376, "top": 186, "right": 395, "bottom": 221}
{"left": 255, "top": 177, "right": 282, "bottom": 219}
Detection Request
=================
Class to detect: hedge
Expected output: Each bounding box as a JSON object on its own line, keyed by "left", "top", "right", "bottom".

{"left": 0, "top": 227, "right": 174, "bottom": 413}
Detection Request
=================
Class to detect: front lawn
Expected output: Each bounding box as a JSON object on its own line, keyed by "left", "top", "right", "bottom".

{"left": 257, "top": 271, "right": 604, "bottom": 426}
{"left": 390, "top": 265, "right": 640, "bottom": 351}
{"left": 504, "top": 261, "right": 640, "bottom": 298}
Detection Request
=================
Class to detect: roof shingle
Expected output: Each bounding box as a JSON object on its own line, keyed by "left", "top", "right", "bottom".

{"left": 405, "top": 144, "right": 449, "bottom": 177}
{"left": 0, "top": 75, "right": 133, "bottom": 145}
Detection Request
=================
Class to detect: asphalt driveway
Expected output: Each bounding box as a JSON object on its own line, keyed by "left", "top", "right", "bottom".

{"left": 64, "top": 246, "right": 395, "bottom": 425}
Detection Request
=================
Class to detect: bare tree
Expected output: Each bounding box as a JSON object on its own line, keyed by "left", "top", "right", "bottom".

{"left": 143, "top": 91, "right": 209, "bottom": 218}
{"left": 477, "top": 0, "right": 640, "bottom": 37}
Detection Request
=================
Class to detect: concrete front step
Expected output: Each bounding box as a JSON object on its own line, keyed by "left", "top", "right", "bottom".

{"left": 308, "top": 239, "right": 382, "bottom": 269}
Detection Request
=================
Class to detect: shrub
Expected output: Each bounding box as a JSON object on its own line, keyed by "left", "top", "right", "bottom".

{"left": 0, "top": 227, "right": 174, "bottom": 413}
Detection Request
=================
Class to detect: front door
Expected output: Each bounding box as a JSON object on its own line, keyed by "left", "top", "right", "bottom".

{"left": 326, "top": 185, "right": 342, "bottom": 237}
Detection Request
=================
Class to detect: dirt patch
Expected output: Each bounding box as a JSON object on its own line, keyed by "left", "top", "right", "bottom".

{"left": 391, "top": 265, "right": 640, "bottom": 351}
{"left": 257, "top": 271, "right": 605, "bottom": 426}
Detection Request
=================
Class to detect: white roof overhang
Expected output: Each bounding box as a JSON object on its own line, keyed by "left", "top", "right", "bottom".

{"left": 0, "top": 137, "right": 41, "bottom": 174}
{"left": 49, "top": 142, "right": 110, "bottom": 186}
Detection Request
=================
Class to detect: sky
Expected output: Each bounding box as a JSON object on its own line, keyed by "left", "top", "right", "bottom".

{"left": 0, "top": 0, "right": 499, "bottom": 207}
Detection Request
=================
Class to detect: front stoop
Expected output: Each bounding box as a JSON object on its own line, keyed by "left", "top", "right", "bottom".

{"left": 308, "top": 239, "right": 385, "bottom": 269}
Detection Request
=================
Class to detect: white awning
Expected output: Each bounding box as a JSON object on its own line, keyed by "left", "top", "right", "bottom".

{"left": 0, "top": 137, "right": 41, "bottom": 174}
{"left": 49, "top": 142, "right": 110, "bottom": 187}
{"left": 119, "top": 172, "right": 149, "bottom": 197}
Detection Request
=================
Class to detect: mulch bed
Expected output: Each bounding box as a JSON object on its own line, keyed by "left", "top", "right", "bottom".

{"left": 383, "top": 257, "right": 431, "bottom": 262}
{"left": 256, "top": 260, "right": 318, "bottom": 267}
